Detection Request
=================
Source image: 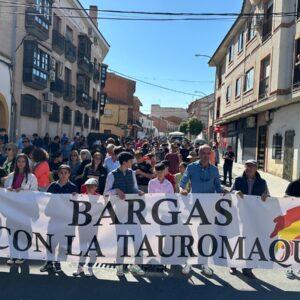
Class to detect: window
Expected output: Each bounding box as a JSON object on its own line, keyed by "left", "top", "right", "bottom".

{"left": 49, "top": 103, "right": 60, "bottom": 123}
{"left": 238, "top": 31, "right": 244, "bottom": 52}
{"left": 235, "top": 78, "right": 241, "bottom": 98}
{"left": 104, "top": 109, "right": 113, "bottom": 116}
{"left": 53, "top": 14, "right": 61, "bottom": 32}
{"left": 259, "top": 56, "right": 270, "bottom": 99}
{"left": 66, "top": 26, "right": 73, "bottom": 41}
{"left": 272, "top": 134, "right": 283, "bottom": 160}
{"left": 63, "top": 106, "right": 72, "bottom": 124}
{"left": 226, "top": 85, "right": 231, "bottom": 103}
{"left": 32, "top": 47, "right": 49, "bottom": 80}
{"left": 21, "top": 94, "right": 41, "bottom": 118}
{"left": 84, "top": 114, "right": 89, "bottom": 128}
{"left": 33, "top": 0, "right": 52, "bottom": 30}
{"left": 74, "top": 110, "right": 83, "bottom": 126}
{"left": 217, "top": 65, "right": 223, "bottom": 88}
{"left": 262, "top": 1, "right": 273, "bottom": 41}
{"left": 298, "top": 0, "right": 300, "bottom": 19}
{"left": 228, "top": 44, "right": 234, "bottom": 63}
{"left": 247, "top": 18, "right": 255, "bottom": 42}
{"left": 77, "top": 73, "right": 90, "bottom": 94}
{"left": 91, "top": 117, "right": 96, "bottom": 130}
{"left": 244, "top": 68, "right": 254, "bottom": 92}
{"left": 95, "top": 119, "right": 100, "bottom": 131}
{"left": 64, "top": 67, "right": 71, "bottom": 84}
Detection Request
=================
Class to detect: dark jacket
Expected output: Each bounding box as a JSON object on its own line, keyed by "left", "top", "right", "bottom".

{"left": 233, "top": 172, "right": 267, "bottom": 196}
{"left": 112, "top": 168, "right": 136, "bottom": 194}
{"left": 82, "top": 164, "right": 108, "bottom": 195}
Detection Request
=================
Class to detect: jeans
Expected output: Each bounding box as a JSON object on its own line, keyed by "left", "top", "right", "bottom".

{"left": 223, "top": 164, "right": 233, "bottom": 186}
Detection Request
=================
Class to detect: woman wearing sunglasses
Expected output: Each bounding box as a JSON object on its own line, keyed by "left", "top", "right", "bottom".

{"left": 68, "top": 150, "right": 81, "bottom": 183}
{"left": 2, "top": 143, "right": 18, "bottom": 175}
{"left": 81, "top": 152, "right": 107, "bottom": 195}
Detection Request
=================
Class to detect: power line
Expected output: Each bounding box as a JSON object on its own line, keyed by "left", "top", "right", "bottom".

{"left": 108, "top": 69, "right": 209, "bottom": 97}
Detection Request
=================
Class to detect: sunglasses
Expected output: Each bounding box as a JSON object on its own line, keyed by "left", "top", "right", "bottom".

{"left": 6, "top": 148, "right": 12, "bottom": 152}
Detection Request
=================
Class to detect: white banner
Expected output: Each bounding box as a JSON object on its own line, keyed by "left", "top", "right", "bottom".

{"left": 0, "top": 188, "right": 300, "bottom": 269}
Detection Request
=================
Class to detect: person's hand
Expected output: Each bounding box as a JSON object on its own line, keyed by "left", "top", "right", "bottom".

{"left": 261, "top": 193, "right": 269, "bottom": 202}
{"left": 15, "top": 188, "right": 21, "bottom": 193}
{"left": 222, "top": 189, "right": 229, "bottom": 196}
{"left": 116, "top": 189, "right": 126, "bottom": 200}
{"left": 7, "top": 187, "right": 13, "bottom": 192}
{"left": 138, "top": 191, "right": 145, "bottom": 196}
{"left": 180, "top": 188, "right": 188, "bottom": 196}
{"left": 235, "top": 191, "right": 244, "bottom": 199}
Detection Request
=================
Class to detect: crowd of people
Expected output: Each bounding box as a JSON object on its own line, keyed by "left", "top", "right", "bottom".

{"left": 0, "top": 128, "right": 299, "bottom": 280}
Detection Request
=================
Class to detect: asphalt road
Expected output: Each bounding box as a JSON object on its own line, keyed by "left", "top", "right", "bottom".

{"left": 0, "top": 259, "right": 299, "bottom": 300}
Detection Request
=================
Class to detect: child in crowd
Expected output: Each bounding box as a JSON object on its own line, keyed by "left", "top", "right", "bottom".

{"left": 175, "top": 162, "right": 189, "bottom": 193}
{"left": 161, "top": 160, "right": 176, "bottom": 192}
{"left": 148, "top": 163, "right": 174, "bottom": 194}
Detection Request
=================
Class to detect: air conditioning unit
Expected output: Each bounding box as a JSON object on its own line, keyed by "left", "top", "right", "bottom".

{"left": 50, "top": 57, "right": 56, "bottom": 70}
{"left": 44, "top": 92, "right": 54, "bottom": 102}
{"left": 43, "top": 101, "right": 53, "bottom": 114}
{"left": 49, "top": 70, "right": 56, "bottom": 82}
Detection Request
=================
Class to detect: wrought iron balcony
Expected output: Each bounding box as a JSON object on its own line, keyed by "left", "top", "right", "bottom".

{"left": 63, "top": 83, "right": 75, "bottom": 102}
{"left": 78, "top": 55, "right": 93, "bottom": 77}
{"left": 76, "top": 89, "right": 90, "bottom": 108}
{"left": 23, "top": 67, "right": 48, "bottom": 90}
{"left": 50, "top": 77, "right": 64, "bottom": 97}
{"left": 52, "top": 29, "right": 65, "bottom": 55}
{"left": 65, "top": 40, "right": 77, "bottom": 63}
{"left": 25, "top": 8, "right": 50, "bottom": 41}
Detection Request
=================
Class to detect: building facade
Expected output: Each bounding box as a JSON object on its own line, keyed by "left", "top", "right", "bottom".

{"left": 101, "top": 72, "right": 136, "bottom": 137}
{"left": 151, "top": 104, "right": 189, "bottom": 120}
{"left": 210, "top": 0, "right": 300, "bottom": 181}
{"left": 187, "top": 94, "right": 215, "bottom": 130}
{"left": 0, "top": 1, "right": 109, "bottom": 140}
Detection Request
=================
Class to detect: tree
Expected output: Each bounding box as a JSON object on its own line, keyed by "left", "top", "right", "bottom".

{"left": 188, "top": 117, "right": 203, "bottom": 136}
{"left": 179, "top": 121, "right": 189, "bottom": 134}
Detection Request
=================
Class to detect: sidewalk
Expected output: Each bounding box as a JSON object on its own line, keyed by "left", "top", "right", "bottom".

{"left": 218, "top": 159, "right": 290, "bottom": 197}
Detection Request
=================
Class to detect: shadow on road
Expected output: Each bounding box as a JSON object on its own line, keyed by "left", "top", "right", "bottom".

{"left": 0, "top": 266, "right": 299, "bottom": 300}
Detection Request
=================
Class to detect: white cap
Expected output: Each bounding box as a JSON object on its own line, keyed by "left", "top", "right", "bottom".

{"left": 245, "top": 159, "right": 258, "bottom": 166}
{"left": 84, "top": 178, "right": 98, "bottom": 186}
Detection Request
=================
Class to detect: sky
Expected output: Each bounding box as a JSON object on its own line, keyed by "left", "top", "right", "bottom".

{"left": 82, "top": 0, "right": 242, "bottom": 114}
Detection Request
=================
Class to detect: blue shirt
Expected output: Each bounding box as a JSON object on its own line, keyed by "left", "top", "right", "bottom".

{"left": 180, "top": 161, "right": 223, "bottom": 193}
{"left": 103, "top": 157, "right": 120, "bottom": 173}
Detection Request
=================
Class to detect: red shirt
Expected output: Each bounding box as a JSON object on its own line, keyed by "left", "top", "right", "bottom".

{"left": 165, "top": 173, "right": 176, "bottom": 192}
{"left": 12, "top": 173, "right": 25, "bottom": 189}
{"left": 165, "top": 153, "right": 180, "bottom": 174}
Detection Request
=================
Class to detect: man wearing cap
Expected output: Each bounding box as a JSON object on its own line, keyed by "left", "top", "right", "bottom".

{"left": 229, "top": 159, "right": 269, "bottom": 279}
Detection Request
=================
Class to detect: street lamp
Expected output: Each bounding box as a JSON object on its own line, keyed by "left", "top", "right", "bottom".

{"left": 195, "top": 54, "right": 217, "bottom": 67}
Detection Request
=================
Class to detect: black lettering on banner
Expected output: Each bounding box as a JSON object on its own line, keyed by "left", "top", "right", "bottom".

{"left": 178, "top": 235, "right": 197, "bottom": 258}
{"left": 33, "top": 232, "right": 53, "bottom": 253}
{"left": 69, "top": 200, "right": 92, "bottom": 226}
{"left": 184, "top": 199, "right": 211, "bottom": 225}
{"left": 198, "top": 234, "right": 218, "bottom": 257}
{"left": 247, "top": 238, "right": 268, "bottom": 261}
{"left": 215, "top": 199, "right": 232, "bottom": 226}
{"left": 293, "top": 240, "right": 300, "bottom": 263}
{"left": 0, "top": 226, "right": 11, "bottom": 250}
{"left": 269, "top": 239, "right": 291, "bottom": 263}
{"left": 84, "top": 236, "right": 104, "bottom": 257}
{"left": 13, "top": 230, "right": 32, "bottom": 251}
{"left": 66, "top": 235, "right": 82, "bottom": 256}
{"left": 152, "top": 199, "right": 180, "bottom": 225}
{"left": 219, "top": 235, "right": 246, "bottom": 260}
{"left": 136, "top": 235, "right": 155, "bottom": 257}
{"left": 117, "top": 235, "right": 135, "bottom": 257}
{"left": 94, "top": 201, "right": 121, "bottom": 225}
{"left": 157, "top": 235, "right": 176, "bottom": 257}
{"left": 125, "top": 199, "right": 151, "bottom": 225}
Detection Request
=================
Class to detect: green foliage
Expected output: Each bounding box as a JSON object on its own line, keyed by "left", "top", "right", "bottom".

{"left": 179, "top": 121, "right": 189, "bottom": 134}
{"left": 188, "top": 117, "right": 203, "bottom": 135}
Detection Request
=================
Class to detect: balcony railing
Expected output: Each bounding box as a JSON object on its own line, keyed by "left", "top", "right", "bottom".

{"left": 92, "top": 99, "right": 98, "bottom": 112}
{"left": 25, "top": 8, "right": 50, "bottom": 41}
{"left": 65, "top": 40, "right": 77, "bottom": 63}
{"left": 78, "top": 55, "right": 93, "bottom": 77}
{"left": 258, "top": 77, "right": 270, "bottom": 100}
{"left": 76, "top": 89, "right": 90, "bottom": 108}
{"left": 93, "top": 67, "right": 100, "bottom": 83}
{"left": 50, "top": 77, "right": 64, "bottom": 97}
{"left": 52, "top": 29, "right": 65, "bottom": 55}
{"left": 63, "top": 83, "right": 75, "bottom": 102}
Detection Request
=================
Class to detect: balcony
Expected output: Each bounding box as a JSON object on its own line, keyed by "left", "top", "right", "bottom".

{"left": 25, "top": 8, "right": 50, "bottom": 41}
{"left": 63, "top": 83, "right": 75, "bottom": 102}
{"left": 258, "top": 77, "right": 269, "bottom": 100}
{"left": 93, "top": 67, "right": 100, "bottom": 83}
{"left": 76, "top": 89, "right": 90, "bottom": 108}
{"left": 23, "top": 67, "right": 48, "bottom": 90}
{"left": 85, "top": 97, "right": 93, "bottom": 110}
{"left": 78, "top": 55, "right": 93, "bottom": 77}
{"left": 65, "top": 40, "right": 77, "bottom": 63}
{"left": 52, "top": 30, "right": 65, "bottom": 55}
{"left": 50, "top": 78, "right": 64, "bottom": 97}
